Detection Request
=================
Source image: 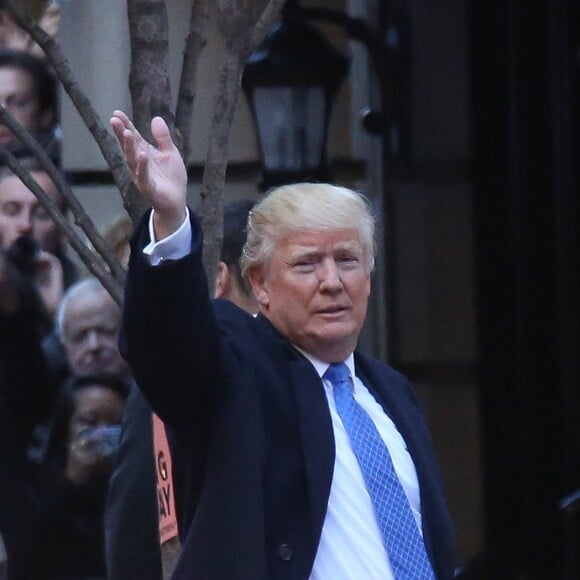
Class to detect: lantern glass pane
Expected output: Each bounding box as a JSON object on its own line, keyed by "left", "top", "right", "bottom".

{"left": 253, "top": 86, "right": 325, "bottom": 171}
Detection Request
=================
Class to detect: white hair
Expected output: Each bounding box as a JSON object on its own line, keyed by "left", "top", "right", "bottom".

{"left": 56, "top": 277, "right": 105, "bottom": 338}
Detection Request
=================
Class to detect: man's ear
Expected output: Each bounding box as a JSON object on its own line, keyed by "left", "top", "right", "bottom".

{"left": 247, "top": 267, "right": 269, "bottom": 307}
{"left": 214, "top": 262, "right": 230, "bottom": 299}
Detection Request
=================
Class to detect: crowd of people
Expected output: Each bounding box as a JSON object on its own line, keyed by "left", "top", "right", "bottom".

{"left": 0, "top": 50, "right": 260, "bottom": 575}
{"left": 1, "top": 4, "right": 457, "bottom": 580}
{"left": 0, "top": 6, "right": 151, "bottom": 578}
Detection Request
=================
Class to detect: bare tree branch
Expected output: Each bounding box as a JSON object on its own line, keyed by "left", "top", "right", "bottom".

{"left": 126, "top": 0, "right": 174, "bottom": 141}
{"left": 199, "top": 0, "right": 284, "bottom": 292}
{"left": 175, "top": 0, "right": 210, "bottom": 163}
{"left": 199, "top": 53, "right": 245, "bottom": 293}
{"left": 0, "top": 150, "right": 124, "bottom": 305}
{"left": 4, "top": 0, "right": 285, "bottom": 305}
{"left": 5, "top": 0, "right": 148, "bottom": 224}
{"left": 0, "top": 105, "right": 127, "bottom": 286}
{"left": 251, "top": 0, "right": 287, "bottom": 53}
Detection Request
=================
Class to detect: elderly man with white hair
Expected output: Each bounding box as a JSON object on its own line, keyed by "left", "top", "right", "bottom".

{"left": 111, "top": 110, "right": 457, "bottom": 580}
{"left": 56, "top": 277, "right": 130, "bottom": 378}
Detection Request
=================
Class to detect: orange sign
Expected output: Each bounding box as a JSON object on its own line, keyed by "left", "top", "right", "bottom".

{"left": 152, "top": 413, "right": 178, "bottom": 544}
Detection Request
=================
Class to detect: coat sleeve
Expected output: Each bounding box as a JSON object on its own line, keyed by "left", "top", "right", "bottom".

{"left": 120, "top": 209, "right": 223, "bottom": 430}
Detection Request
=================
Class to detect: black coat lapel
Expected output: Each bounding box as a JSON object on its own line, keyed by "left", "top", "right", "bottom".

{"left": 254, "top": 314, "right": 335, "bottom": 539}
{"left": 289, "top": 359, "right": 335, "bottom": 540}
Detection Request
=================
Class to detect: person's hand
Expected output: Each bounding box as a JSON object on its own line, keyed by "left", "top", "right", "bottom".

{"left": 34, "top": 251, "right": 63, "bottom": 318}
{"left": 65, "top": 425, "right": 119, "bottom": 485}
{"left": 110, "top": 110, "right": 188, "bottom": 240}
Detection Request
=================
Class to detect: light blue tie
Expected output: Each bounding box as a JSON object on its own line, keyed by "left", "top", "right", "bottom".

{"left": 325, "top": 363, "right": 435, "bottom": 580}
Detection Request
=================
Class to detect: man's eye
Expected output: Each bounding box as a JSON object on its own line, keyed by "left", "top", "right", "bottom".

{"left": 293, "top": 261, "right": 316, "bottom": 272}
{"left": 4, "top": 94, "right": 35, "bottom": 110}
{"left": 338, "top": 255, "right": 359, "bottom": 265}
{"left": 32, "top": 206, "right": 51, "bottom": 221}
{"left": 1, "top": 202, "right": 21, "bottom": 217}
{"left": 101, "top": 326, "right": 118, "bottom": 337}
{"left": 71, "top": 332, "right": 85, "bottom": 343}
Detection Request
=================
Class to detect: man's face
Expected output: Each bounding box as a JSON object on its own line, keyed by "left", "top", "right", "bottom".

{"left": 0, "top": 171, "right": 63, "bottom": 252}
{"left": 0, "top": 67, "right": 44, "bottom": 145}
{"left": 249, "top": 228, "right": 371, "bottom": 363}
{"left": 62, "top": 288, "right": 130, "bottom": 377}
{"left": 70, "top": 385, "right": 125, "bottom": 436}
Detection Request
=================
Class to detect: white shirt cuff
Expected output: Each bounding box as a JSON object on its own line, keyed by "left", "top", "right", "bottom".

{"left": 143, "top": 209, "right": 192, "bottom": 265}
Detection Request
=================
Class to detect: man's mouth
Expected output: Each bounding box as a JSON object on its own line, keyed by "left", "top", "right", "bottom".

{"left": 317, "top": 305, "right": 349, "bottom": 316}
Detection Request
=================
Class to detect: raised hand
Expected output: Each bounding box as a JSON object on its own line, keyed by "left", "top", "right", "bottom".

{"left": 110, "top": 110, "right": 188, "bottom": 240}
{"left": 35, "top": 250, "right": 63, "bottom": 317}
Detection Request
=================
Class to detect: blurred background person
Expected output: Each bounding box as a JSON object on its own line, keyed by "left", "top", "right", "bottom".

{"left": 30, "top": 277, "right": 129, "bottom": 465}
{"left": 0, "top": 249, "right": 58, "bottom": 579}
{"left": 0, "top": 1, "right": 60, "bottom": 60}
{"left": 57, "top": 277, "right": 129, "bottom": 379}
{"left": 0, "top": 248, "right": 54, "bottom": 448}
{"left": 102, "top": 214, "right": 132, "bottom": 270}
{"left": 0, "top": 162, "right": 76, "bottom": 316}
{"left": 5, "top": 373, "right": 128, "bottom": 579}
{"left": 0, "top": 48, "right": 59, "bottom": 162}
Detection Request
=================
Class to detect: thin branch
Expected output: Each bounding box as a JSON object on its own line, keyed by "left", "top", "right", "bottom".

{"left": 250, "top": 0, "right": 286, "bottom": 53}
{"left": 0, "top": 105, "right": 126, "bottom": 286}
{"left": 175, "top": 0, "right": 210, "bottom": 163}
{"left": 199, "top": 0, "right": 284, "bottom": 293}
{"left": 5, "top": 0, "right": 148, "bottom": 224}
{"left": 0, "top": 150, "right": 124, "bottom": 306}
{"left": 199, "top": 54, "right": 245, "bottom": 293}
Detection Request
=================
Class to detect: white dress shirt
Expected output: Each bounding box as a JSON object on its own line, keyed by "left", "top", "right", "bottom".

{"left": 298, "top": 351, "right": 422, "bottom": 580}
{"left": 145, "top": 211, "right": 424, "bottom": 579}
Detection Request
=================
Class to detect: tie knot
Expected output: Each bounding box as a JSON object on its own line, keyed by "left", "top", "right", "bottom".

{"left": 324, "top": 362, "right": 351, "bottom": 386}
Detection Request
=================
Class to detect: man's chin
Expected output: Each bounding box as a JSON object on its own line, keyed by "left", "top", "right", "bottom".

{"left": 302, "top": 329, "right": 359, "bottom": 362}
{"left": 78, "top": 362, "right": 120, "bottom": 376}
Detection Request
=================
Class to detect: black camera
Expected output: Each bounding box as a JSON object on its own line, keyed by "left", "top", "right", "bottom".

{"left": 5, "top": 236, "right": 41, "bottom": 280}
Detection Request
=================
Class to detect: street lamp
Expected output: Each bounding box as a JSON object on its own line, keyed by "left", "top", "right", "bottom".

{"left": 242, "top": 3, "right": 349, "bottom": 190}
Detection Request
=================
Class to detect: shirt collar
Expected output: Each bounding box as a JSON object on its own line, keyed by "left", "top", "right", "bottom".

{"left": 293, "top": 346, "right": 356, "bottom": 380}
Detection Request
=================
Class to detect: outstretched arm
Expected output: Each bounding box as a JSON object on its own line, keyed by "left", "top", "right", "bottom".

{"left": 110, "top": 111, "right": 188, "bottom": 241}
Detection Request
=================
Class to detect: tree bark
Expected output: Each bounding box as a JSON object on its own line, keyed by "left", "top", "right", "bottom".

{"left": 199, "top": 52, "right": 246, "bottom": 293}
{"left": 126, "top": 0, "right": 174, "bottom": 142}
{"left": 175, "top": 0, "right": 210, "bottom": 163}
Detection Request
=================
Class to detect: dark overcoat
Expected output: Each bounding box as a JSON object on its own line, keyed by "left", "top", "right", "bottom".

{"left": 121, "top": 210, "right": 457, "bottom": 580}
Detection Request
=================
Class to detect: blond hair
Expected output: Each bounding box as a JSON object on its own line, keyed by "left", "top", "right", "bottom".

{"left": 240, "top": 182, "right": 376, "bottom": 278}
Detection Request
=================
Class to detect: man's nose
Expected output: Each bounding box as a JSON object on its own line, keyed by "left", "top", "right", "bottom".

{"left": 319, "top": 260, "right": 343, "bottom": 292}
{"left": 85, "top": 330, "right": 103, "bottom": 350}
{"left": 15, "top": 211, "right": 33, "bottom": 235}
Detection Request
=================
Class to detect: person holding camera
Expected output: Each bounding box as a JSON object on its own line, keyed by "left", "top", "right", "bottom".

{"left": 0, "top": 161, "right": 76, "bottom": 318}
